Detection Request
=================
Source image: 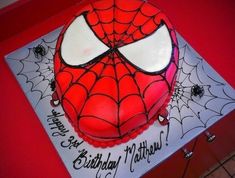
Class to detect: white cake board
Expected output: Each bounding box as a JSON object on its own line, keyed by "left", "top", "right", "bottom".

{"left": 5, "top": 27, "right": 235, "bottom": 178}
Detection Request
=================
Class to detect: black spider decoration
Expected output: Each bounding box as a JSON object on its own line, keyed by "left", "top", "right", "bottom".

{"left": 33, "top": 44, "right": 46, "bottom": 58}
{"left": 191, "top": 84, "right": 204, "bottom": 98}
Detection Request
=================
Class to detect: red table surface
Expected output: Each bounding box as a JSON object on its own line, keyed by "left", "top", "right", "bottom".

{"left": 0, "top": 0, "right": 234, "bottom": 178}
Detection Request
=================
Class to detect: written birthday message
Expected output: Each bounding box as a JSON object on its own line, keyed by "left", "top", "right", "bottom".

{"left": 46, "top": 109, "right": 165, "bottom": 178}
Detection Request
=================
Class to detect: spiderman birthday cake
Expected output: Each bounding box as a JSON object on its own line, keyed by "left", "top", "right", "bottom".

{"left": 51, "top": 0, "right": 179, "bottom": 147}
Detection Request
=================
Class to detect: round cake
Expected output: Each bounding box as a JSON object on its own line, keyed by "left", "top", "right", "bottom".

{"left": 52, "top": 0, "right": 179, "bottom": 148}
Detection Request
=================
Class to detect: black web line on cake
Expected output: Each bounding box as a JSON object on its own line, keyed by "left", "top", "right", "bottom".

{"left": 55, "top": 0, "right": 178, "bottom": 140}
{"left": 58, "top": 50, "right": 173, "bottom": 140}
{"left": 168, "top": 43, "right": 235, "bottom": 139}
{"left": 59, "top": 0, "right": 177, "bottom": 75}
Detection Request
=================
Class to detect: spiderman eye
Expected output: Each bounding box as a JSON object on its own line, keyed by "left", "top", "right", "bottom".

{"left": 61, "top": 15, "right": 109, "bottom": 66}
{"left": 118, "top": 24, "right": 172, "bottom": 73}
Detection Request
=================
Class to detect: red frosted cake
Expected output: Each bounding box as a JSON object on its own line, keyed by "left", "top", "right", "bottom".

{"left": 51, "top": 0, "right": 179, "bottom": 148}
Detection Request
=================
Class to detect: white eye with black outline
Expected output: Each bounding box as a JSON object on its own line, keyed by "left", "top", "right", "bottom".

{"left": 118, "top": 25, "right": 172, "bottom": 73}
{"left": 61, "top": 15, "right": 109, "bottom": 66}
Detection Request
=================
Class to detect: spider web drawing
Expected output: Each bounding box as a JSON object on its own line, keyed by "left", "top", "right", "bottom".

{"left": 167, "top": 34, "right": 235, "bottom": 140}
{"left": 6, "top": 33, "right": 59, "bottom": 108}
